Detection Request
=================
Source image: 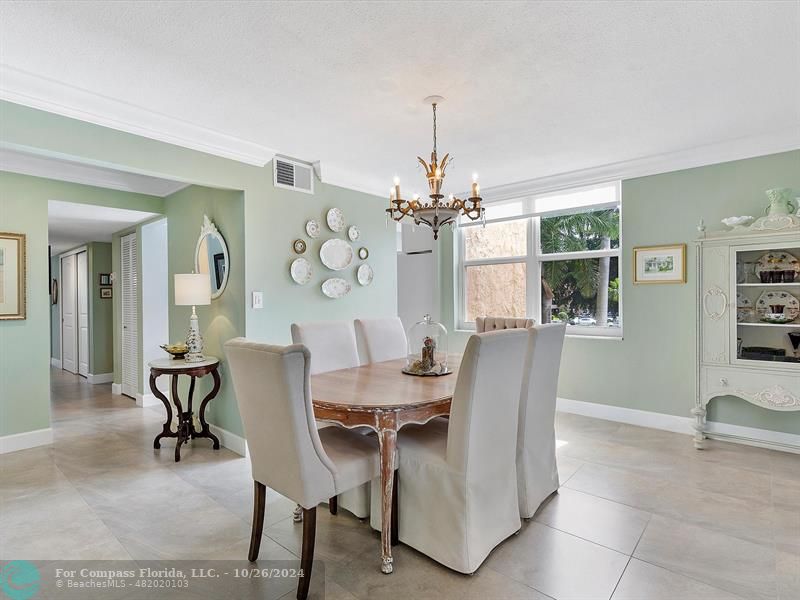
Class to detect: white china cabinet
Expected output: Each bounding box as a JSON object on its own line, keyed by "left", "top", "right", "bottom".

{"left": 694, "top": 227, "right": 800, "bottom": 450}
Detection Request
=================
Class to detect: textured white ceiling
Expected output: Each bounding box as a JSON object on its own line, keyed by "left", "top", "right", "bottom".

{"left": 1, "top": 1, "right": 798, "bottom": 195}
{"left": 48, "top": 200, "right": 159, "bottom": 254}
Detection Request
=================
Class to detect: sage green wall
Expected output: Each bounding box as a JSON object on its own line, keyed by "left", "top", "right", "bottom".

{"left": 88, "top": 242, "right": 113, "bottom": 375}
{"left": 1, "top": 101, "right": 397, "bottom": 441}
{"left": 441, "top": 150, "right": 800, "bottom": 435}
{"left": 0, "top": 169, "right": 162, "bottom": 436}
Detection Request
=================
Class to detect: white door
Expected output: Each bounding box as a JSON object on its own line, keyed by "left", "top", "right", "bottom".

{"left": 61, "top": 254, "right": 78, "bottom": 374}
{"left": 121, "top": 233, "right": 138, "bottom": 398}
{"left": 77, "top": 251, "right": 89, "bottom": 377}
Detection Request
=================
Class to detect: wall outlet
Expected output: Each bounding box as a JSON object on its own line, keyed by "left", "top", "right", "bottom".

{"left": 252, "top": 291, "right": 264, "bottom": 309}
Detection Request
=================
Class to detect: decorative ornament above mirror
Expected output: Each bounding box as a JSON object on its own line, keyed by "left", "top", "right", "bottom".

{"left": 195, "top": 215, "right": 229, "bottom": 300}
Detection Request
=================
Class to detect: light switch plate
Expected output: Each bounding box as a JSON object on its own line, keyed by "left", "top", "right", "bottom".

{"left": 252, "top": 291, "right": 264, "bottom": 309}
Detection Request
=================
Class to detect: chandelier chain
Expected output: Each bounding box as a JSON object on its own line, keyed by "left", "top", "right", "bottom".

{"left": 432, "top": 103, "right": 437, "bottom": 157}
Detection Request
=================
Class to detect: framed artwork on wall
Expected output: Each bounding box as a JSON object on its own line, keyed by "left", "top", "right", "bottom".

{"left": 100, "top": 287, "right": 112, "bottom": 299}
{"left": 99, "top": 273, "right": 111, "bottom": 286}
{"left": 0, "top": 232, "right": 26, "bottom": 320}
{"left": 633, "top": 244, "right": 687, "bottom": 284}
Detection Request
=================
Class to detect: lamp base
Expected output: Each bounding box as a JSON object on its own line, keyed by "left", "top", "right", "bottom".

{"left": 184, "top": 352, "right": 206, "bottom": 363}
{"left": 185, "top": 310, "right": 205, "bottom": 363}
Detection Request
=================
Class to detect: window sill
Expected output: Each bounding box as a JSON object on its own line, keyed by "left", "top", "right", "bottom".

{"left": 565, "top": 332, "right": 623, "bottom": 341}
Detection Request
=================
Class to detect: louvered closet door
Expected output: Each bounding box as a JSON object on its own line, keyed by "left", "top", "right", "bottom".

{"left": 121, "top": 233, "right": 138, "bottom": 398}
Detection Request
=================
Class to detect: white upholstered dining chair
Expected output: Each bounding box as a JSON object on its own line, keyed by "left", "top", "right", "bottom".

{"left": 392, "top": 329, "right": 529, "bottom": 574}
{"left": 290, "top": 320, "right": 370, "bottom": 518}
{"left": 517, "top": 323, "right": 567, "bottom": 519}
{"left": 224, "top": 339, "right": 385, "bottom": 600}
{"left": 354, "top": 317, "right": 407, "bottom": 364}
{"left": 475, "top": 316, "right": 534, "bottom": 332}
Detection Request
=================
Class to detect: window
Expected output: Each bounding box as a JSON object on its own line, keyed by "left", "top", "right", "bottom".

{"left": 458, "top": 183, "right": 622, "bottom": 336}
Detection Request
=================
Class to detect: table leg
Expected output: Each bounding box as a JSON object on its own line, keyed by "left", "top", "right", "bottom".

{"left": 171, "top": 374, "right": 187, "bottom": 462}
{"left": 377, "top": 413, "right": 398, "bottom": 574}
{"left": 196, "top": 368, "right": 221, "bottom": 449}
{"left": 151, "top": 373, "right": 174, "bottom": 450}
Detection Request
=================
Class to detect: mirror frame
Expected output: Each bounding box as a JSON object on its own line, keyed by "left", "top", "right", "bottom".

{"left": 194, "top": 215, "right": 229, "bottom": 300}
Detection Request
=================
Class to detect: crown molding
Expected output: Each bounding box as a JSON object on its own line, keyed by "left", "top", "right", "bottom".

{"left": 476, "top": 129, "right": 800, "bottom": 203}
{"left": 0, "top": 64, "right": 275, "bottom": 167}
{"left": 0, "top": 148, "right": 188, "bottom": 197}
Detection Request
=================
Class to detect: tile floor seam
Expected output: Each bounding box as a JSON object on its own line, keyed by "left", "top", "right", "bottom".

{"left": 629, "top": 556, "right": 753, "bottom": 600}
{"left": 530, "top": 517, "right": 644, "bottom": 558}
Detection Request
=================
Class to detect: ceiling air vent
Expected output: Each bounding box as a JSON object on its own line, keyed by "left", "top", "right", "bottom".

{"left": 274, "top": 157, "right": 314, "bottom": 194}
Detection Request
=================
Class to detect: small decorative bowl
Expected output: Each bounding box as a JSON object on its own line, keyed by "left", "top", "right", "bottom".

{"left": 161, "top": 343, "right": 188, "bottom": 359}
{"left": 721, "top": 216, "right": 754, "bottom": 230}
{"left": 760, "top": 314, "right": 795, "bottom": 325}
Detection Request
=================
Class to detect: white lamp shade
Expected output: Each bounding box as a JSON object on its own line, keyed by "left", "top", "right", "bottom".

{"left": 174, "top": 273, "right": 211, "bottom": 306}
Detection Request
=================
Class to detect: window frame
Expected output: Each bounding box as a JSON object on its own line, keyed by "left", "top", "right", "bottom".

{"left": 456, "top": 182, "right": 623, "bottom": 338}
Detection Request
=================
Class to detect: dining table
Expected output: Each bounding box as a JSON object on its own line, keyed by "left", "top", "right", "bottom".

{"left": 310, "top": 355, "right": 460, "bottom": 574}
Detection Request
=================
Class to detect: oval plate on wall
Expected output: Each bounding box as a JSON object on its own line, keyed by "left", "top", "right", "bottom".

{"left": 321, "top": 278, "right": 351, "bottom": 299}
{"left": 320, "top": 238, "right": 354, "bottom": 271}
{"left": 357, "top": 263, "right": 373, "bottom": 286}
{"left": 326, "top": 208, "right": 345, "bottom": 232}
{"left": 290, "top": 258, "right": 312, "bottom": 285}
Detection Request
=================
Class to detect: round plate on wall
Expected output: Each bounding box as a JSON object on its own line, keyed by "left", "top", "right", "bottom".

{"left": 305, "top": 220, "right": 320, "bottom": 238}
{"left": 326, "top": 208, "right": 345, "bottom": 232}
{"left": 357, "top": 263, "right": 374, "bottom": 286}
{"left": 320, "top": 239, "right": 354, "bottom": 271}
{"left": 290, "top": 258, "right": 312, "bottom": 285}
{"left": 293, "top": 239, "right": 306, "bottom": 254}
{"left": 358, "top": 247, "right": 369, "bottom": 260}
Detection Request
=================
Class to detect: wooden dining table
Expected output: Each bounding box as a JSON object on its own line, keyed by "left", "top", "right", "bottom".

{"left": 310, "top": 355, "right": 460, "bottom": 574}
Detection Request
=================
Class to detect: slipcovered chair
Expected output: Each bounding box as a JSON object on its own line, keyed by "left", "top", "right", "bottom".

{"left": 392, "top": 329, "right": 528, "bottom": 573}
{"left": 517, "top": 323, "right": 567, "bottom": 519}
{"left": 475, "top": 316, "right": 534, "bottom": 333}
{"left": 224, "top": 340, "right": 388, "bottom": 600}
{"left": 355, "top": 317, "right": 408, "bottom": 364}
{"left": 290, "top": 320, "right": 370, "bottom": 518}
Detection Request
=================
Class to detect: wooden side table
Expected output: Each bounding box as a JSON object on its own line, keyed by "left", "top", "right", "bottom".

{"left": 148, "top": 357, "right": 221, "bottom": 462}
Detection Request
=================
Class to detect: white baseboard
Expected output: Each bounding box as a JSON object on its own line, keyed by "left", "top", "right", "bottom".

{"left": 111, "top": 383, "right": 122, "bottom": 395}
{"left": 87, "top": 372, "right": 113, "bottom": 384}
{"left": 209, "top": 424, "right": 248, "bottom": 457}
{"left": 556, "top": 397, "right": 800, "bottom": 454}
{"left": 50, "top": 357, "right": 61, "bottom": 369}
{"left": 135, "top": 393, "right": 161, "bottom": 408}
{"left": 0, "top": 428, "right": 54, "bottom": 454}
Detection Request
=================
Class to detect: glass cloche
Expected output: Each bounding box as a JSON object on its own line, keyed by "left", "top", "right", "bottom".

{"left": 404, "top": 314, "right": 449, "bottom": 376}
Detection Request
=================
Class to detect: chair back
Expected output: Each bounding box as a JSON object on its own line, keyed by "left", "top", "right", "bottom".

{"left": 290, "top": 320, "right": 360, "bottom": 375}
{"left": 224, "top": 339, "right": 336, "bottom": 507}
{"left": 355, "top": 317, "right": 408, "bottom": 364}
{"left": 475, "top": 316, "right": 534, "bottom": 333}
{"left": 446, "top": 329, "right": 528, "bottom": 480}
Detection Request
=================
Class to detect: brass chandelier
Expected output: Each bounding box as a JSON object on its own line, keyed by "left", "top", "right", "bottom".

{"left": 386, "top": 96, "right": 484, "bottom": 239}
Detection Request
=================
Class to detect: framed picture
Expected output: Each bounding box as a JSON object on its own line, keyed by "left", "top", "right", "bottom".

{"left": 0, "top": 232, "right": 26, "bottom": 320}
{"left": 633, "top": 244, "right": 687, "bottom": 284}
{"left": 99, "top": 273, "right": 111, "bottom": 286}
{"left": 100, "top": 287, "right": 112, "bottom": 299}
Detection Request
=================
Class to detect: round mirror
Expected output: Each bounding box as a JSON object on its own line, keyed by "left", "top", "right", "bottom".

{"left": 195, "top": 215, "right": 229, "bottom": 299}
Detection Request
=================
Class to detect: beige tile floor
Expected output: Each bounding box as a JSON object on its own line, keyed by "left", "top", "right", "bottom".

{"left": 1, "top": 369, "right": 797, "bottom": 599}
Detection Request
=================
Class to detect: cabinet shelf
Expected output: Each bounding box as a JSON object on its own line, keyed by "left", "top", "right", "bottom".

{"left": 737, "top": 322, "right": 799, "bottom": 329}
{"left": 737, "top": 283, "right": 800, "bottom": 288}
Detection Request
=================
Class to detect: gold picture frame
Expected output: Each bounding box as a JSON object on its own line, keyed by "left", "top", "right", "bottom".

{"left": 633, "top": 243, "right": 686, "bottom": 285}
{"left": 0, "top": 231, "right": 27, "bottom": 319}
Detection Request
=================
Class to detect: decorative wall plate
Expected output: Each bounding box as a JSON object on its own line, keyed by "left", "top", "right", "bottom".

{"left": 319, "top": 239, "right": 353, "bottom": 271}
{"left": 305, "top": 220, "right": 320, "bottom": 238}
{"left": 348, "top": 225, "right": 360, "bottom": 241}
{"left": 321, "top": 278, "right": 351, "bottom": 299}
{"left": 290, "top": 258, "right": 312, "bottom": 285}
{"left": 736, "top": 292, "right": 753, "bottom": 323}
{"left": 293, "top": 239, "right": 306, "bottom": 254}
{"left": 326, "top": 208, "right": 345, "bottom": 232}
{"left": 755, "top": 251, "right": 799, "bottom": 276}
{"left": 755, "top": 290, "right": 799, "bottom": 319}
{"left": 357, "top": 263, "right": 374, "bottom": 286}
{"left": 358, "top": 247, "right": 369, "bottom": 260}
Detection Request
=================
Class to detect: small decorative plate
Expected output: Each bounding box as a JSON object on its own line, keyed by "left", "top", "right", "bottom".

{"left": 755, "top": 251, "right": 799, "bottom": 277}
{"left": 320, "top": 239, "right": 354, "bottom": 271}
{"left": 760, "top": 314, "right": 796, "bottom": 325}
{"left": 305, "top": 220, "right": 320, "bottom": 239}
{"left": 358, "top": 247, "right": 369, "bottom": 260}
{"left": 321, "top": 278, "right": 351, "bottom": 299}
{"left": 293, "top": 239, "right": 306, "bottom": 254}
{"left": 290, "top": 258, "right": 312, "bottom": 285}
{"left": 326, "top": 208, "right": 345, "bottom": 232}
{"left": 357, "top": 263, "right": 373, "bottom": 286}
{"left": 755, "top": 290, "right": 799, "bottom": 319}
{"left": 348, "top": 225, "right": 360, "bottom": 241}
{"left": 736, "top": 292, "right": 753, "bottom": 323}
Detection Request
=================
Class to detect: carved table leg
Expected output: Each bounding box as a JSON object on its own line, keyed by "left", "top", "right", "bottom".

{"left": 691, "top": 405, "right": 706, "bottom": 450}
{"left": 377, "top": 412, "right": 398, "bottom": 574}
{"left": 172, "top": 374, "right": 187, "bottom": 462}
{"left": 151, "top": 372, "right": 175, "bottom": 449}
{"left": 196, "top": 368, "right": 221, "bottom": 449}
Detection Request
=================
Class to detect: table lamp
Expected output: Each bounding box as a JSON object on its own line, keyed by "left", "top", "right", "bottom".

{"left": 175, "top": 273, "right": 211, "bottom": 363}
